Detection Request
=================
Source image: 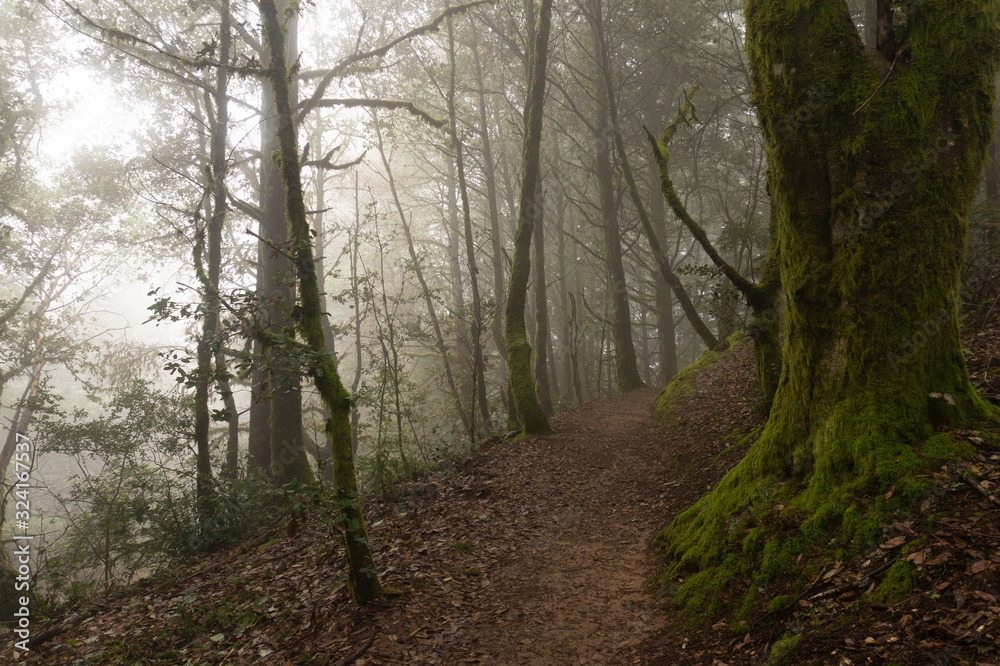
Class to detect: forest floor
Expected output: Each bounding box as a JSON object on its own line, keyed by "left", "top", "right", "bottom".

{"left": 8, "top": 310, "right": 1000, "bottom": 665}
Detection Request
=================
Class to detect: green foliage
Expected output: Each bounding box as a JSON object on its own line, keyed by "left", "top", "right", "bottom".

{"left": 35, "top": 381, "right": 274, "bottom": 602}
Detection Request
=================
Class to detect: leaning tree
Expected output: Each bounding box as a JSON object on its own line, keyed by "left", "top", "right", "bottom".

{"left": 658, "top": 0, "right": 1000, "bottom": 610}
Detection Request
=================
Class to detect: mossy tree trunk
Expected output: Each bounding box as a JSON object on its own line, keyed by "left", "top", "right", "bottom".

{"left": 505, "top": 0, "right": 554, "bottom": 436}
{"left": 259, "top": 0, "right": 380, "bottom": 603}
{"left": 659, "top": 0, "right": 1000, "bottom": 608}
{"left": 648, "top": 88, "right": 782, "bottom": 411}
{"left": 192, "top": 0, "right": 230, "bottom": 530}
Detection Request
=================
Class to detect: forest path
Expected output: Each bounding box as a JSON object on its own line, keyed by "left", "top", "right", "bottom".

{"left": 459, "top": 387, "right": 676, "bottom": 664}
{"left": 20, "top": 346, "right": 759, "bottom": 666}
{"left": 362, "top": 350, "right": 758, "bottom": 666}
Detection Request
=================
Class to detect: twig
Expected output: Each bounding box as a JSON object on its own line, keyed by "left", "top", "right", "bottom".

{"left": 808, "top": 556, "right": 900, "bottom": 602}
{"left": 962, "top": 475, "right": 1000, "bottom": 507}
{"left": 27, "top": 611, "right": 92, "bottom": 649}
{"left": 853, "top": 52, "right": 901, "bottom": 116}
{"left": 335, "top": 627, "right": 376, "bottom": 666}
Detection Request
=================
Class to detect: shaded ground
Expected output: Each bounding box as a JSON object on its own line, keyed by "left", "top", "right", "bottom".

{"left": 9, "top": 317, "right": 1000, "bottom": 665}
{"left": 11, "top": 346, "right": 759, "bottom": 665}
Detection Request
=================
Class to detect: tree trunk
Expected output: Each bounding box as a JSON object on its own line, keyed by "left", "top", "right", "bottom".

{"left": 472, "top": 28, "right": 508, "bottom": 380}
{"left": 217, "top": 348, "right": 240, "bottom": 479}
{"left": 0, "top": 359, "right": 41, "bottom": 616}
{"left": 312, "top": 126, "right": 336, "bottom": 482}
{"left": 447, "top": 11, "right": 492, "bottom": 435}
{"left": 532, "top": 181, "right": 554, "bottom": 415}
{"left": 555, "top": 158, "right": 576, "bottom": 400}
{"left": 193, "top": 0, "right": 229, "bottom": 528}
{"left": 351, "top": 173, "right": 363, "bottom": 455}
{"left": 259, "top": 0, "right": 312, "bottom": 486}
{"left": 445, "top": 157, "right": 469, "bottom": 363}
{"left": 373, "top": 113, "right": 472, "bottom": 437}
{"left": 590, "top": 0, "right": 645, "bottom": 394}
{"left": 504, "top": 0, "right": 554, "bottom": 435}
{"left": 659, "top": 0, "right": 1000, "bottom": 611}
{"left": 650, "top": 162, "right": 678, "bottom": 385}
{"left": 259, "top": 0, "right": 381, "bottom": 604}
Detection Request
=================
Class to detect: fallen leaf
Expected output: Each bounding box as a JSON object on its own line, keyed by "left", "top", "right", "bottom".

{"left": 926, "top": 552, "right": 951, "bottom": 566}
{"left": 969, "top": 560, "right": 991, "bottom": 575}
{"left": 880, "top": 536, "right": 906, "bottom": 550}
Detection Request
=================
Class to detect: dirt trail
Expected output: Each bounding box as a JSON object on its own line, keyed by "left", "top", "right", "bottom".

{"left": 468, "top": 388, "right": 677, "bottom": 664}
{"left": 21, "top": 346, "right": 759, "bottom": 665}
{"left": 362, "top": 346, "right": 759, "bottom": 665}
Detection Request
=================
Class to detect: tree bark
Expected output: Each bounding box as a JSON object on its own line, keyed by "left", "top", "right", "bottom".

{"left": 258, "top": 0, "right": 312, "bottom": 486}
{"left": 659, "top": 0, "right": 1000, "bottom": 609}
{"left": 471, "top": 27, "right": 508, "bottom": 380}
{"left": 649, "top": 161, "right": 678, "bottom": 385}
{"left": 504, "top": 0, "right": 554, "bottom": 435}
{"left": 193, "top": 0, "right": 230, "bottom": 528}
{"left": 373, "top": 113, "right": 473, "bottom": 437}
{"left": 447, "top": 10, "right": 492, "bottom": 435}
{"left": 532, "top": 182, "right": 554, "bottom": 415}
{"left": 648, "top": 89, "right": 781, "bottom": 410}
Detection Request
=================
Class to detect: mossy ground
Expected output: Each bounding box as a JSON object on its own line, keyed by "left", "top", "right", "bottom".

{"left": 654, "top": 420, "right": 996, "bottom": 618}
{"left": 654, "top": 332, "right": 749, "bottom": 423}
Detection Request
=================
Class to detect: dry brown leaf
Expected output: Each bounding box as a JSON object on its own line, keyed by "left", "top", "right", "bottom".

{"left": 880, "top": 536, "right": 906, "bottom": 550}
{"left": 968, "top": 560, "right": 991, "bottom": 575}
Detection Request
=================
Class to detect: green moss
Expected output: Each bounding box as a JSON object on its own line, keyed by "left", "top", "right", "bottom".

{"left": 870, "top": 560, "right": 918, "bottom": 604}
{"left": 765, "top": 634, "right": 802, "bottom": 666}
{"left": 767, "top": 594, "right": 790, "bottom": 613}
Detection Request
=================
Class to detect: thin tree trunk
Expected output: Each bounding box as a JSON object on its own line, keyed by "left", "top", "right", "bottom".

{"left": 193, "top": 0, "right": 230, "bottom": 527}
{"left": 218, "top": 349, "right": 240, "bottom": 478}
{"left": 312, "top": 126, "right": 336, "bottom": 482}
{"left": 372, "top": 113, "right": 473, "bottom": 436}
{"left": 532, "top": 182, "right": 554, "bottom": 415}
{"left": 646, "top": 155, "right": 679, "bottom": 385}
{"left": 351, "top": 173, "right": 363, "bottom": 455}
{"left": 556, "top": 181, "right": 574, "bottom": 401}
{"left": 589, "top": 0, "right": 645, "bottom": 394}
{"left": 504, "top": 0, "right": 554, "bottom": 435}
{"left": 587, "top": 7, "right": 720, "bottom": 355}
{"left": 447, "top": 10, "right": 491, "bottom": 435}
{"left": 471, "top": 28, "right": 508, "bottom": 377}
{"left": 259, "top": 0, "right": 381, "bottom": 603}
{"left": 445, "top": 157, "right": 469, "bottom": 363}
